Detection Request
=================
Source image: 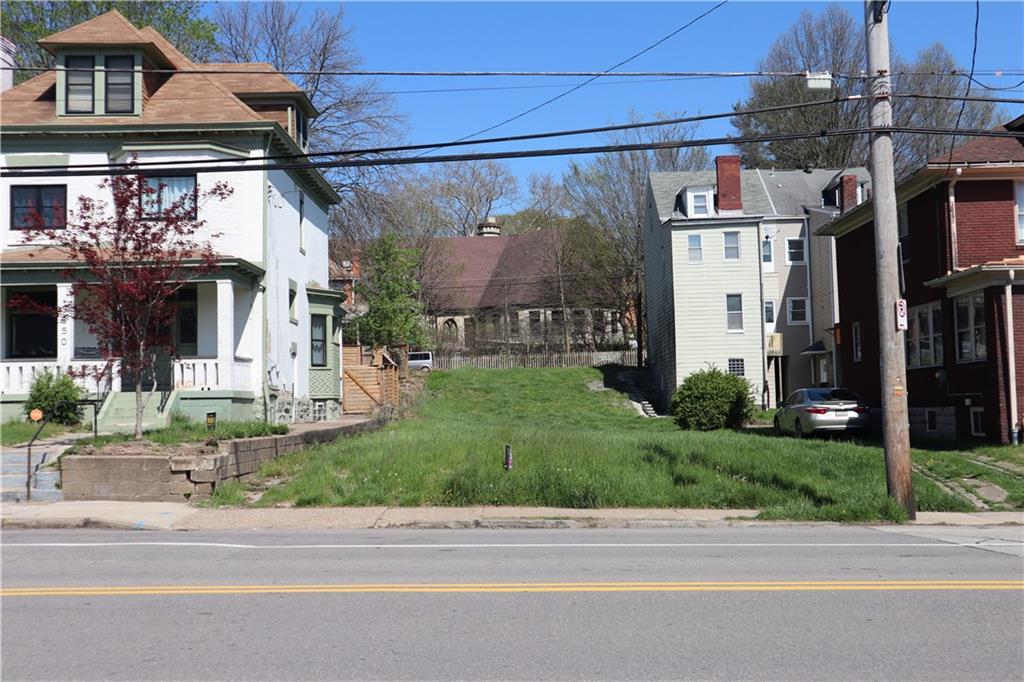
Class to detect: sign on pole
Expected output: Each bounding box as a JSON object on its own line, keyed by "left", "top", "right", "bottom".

{"left": 29, "top": 409, "right": 43, "bottom": 422}
{"left": 895, "top": 298, "right": 908, "bottom": 331}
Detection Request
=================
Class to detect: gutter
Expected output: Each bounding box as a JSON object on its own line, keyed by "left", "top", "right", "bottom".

{"left": 947, "top": 168, "right": 962, "bottom": 273}
{"left": 1006, "top": 272, "right": 1019, "bottom": 443}
{"left": 757, "top": 220, "right": 769, "bottom": 410}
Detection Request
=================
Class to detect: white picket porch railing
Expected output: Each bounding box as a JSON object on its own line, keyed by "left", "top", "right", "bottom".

{"left": 172, "top": 358, "right": 254, "bottom": 391}
{"left": 0, "top": 360, "right": 119, "bottom": 395}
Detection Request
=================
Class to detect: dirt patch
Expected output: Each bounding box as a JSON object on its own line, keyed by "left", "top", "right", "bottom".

{"left": 587, "top": 380, "right": 609, "bottom": 392}
{"left": 74, "top": 440, "right": 219, "bottom": 459}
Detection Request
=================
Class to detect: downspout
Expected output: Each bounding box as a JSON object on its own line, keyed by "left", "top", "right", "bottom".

{"left": 947, "top": 169, "right": 962, "bottom": 273}
{"left": 757, "top": 220, "right": 768, "bottom": 410}
{"left": 261, "top": 133, "right": 272, "bottom": 423}
{"left": 1006, "top": 271, "right": 1019, "bottom": 444}
{"left": 804, "top": 225, "right": 814, "bottom": 384}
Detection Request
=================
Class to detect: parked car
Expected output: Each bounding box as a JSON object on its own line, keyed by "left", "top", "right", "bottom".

{"left": 774, "top": 387, "right": 870, "bottom": 438}
{"left": 407, "top": 351, "right": 434, "bottom": 372}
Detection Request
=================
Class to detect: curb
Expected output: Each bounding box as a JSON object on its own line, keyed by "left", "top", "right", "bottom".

{"left": 1, "top": 517, "right": 155, "bottom": 531}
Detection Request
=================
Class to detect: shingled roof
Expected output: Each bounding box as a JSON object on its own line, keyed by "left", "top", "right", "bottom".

{"left": 926, "top": 130, "right": 1024, "bottom": 166}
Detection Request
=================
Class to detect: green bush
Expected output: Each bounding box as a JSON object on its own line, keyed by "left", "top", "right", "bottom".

{"left": 671, "top": 367, "right": 754, "bottom": 431}
{"left": 24, "top": 370, "right": 84, "bottom": 426}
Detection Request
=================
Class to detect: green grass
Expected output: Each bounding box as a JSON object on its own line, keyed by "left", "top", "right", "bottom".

{"left": 1, "top": 421, "right": 73, "bottom": 446}
{"left": 65, "top": 414, "right": 288, "bottom": 454}
{"left": 966, "top": 444, "right": 1024, "bottom": 470}
{"left": 913, "top": 449, "right": 1024, "bottom": 510}
{"left": 236, "top": 366, "right": 978, "bottom": 522}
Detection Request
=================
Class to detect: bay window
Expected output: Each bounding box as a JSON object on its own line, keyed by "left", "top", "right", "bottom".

{"left": 311, "top": 314, "right": 327, "bottom": 367}
{"left": 905, "top": 301, "right": 943, "bottom": 368}
{"left": 955, "top": 292, "right": 986, "bottom": 362}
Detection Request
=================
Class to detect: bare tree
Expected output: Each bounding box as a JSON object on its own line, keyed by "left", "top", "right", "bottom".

{"left": 427, "top": 161, "right": 521, "bottom": 236}
{"left": 501, "top": 173, "right": 570, "bottom": 234}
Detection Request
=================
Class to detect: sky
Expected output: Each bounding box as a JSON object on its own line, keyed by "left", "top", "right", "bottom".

{"left": 215, "top": 1, "right": 1024, "bottom": 195}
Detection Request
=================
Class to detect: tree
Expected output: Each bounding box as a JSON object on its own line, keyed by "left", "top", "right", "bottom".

{"left": 429, "top": 161, "right": 521, "bottom": 236}
{"left": 14, "top": 165, "right": 231, "bottom": 438}
{"left": 1, "top": 1, "right": 217, "bottom": 84}
{"left": 730, "top": 4, "right": 999, "bottom": 176}
{"left": 355, "top": 235, "right": 428, "bottom": 367}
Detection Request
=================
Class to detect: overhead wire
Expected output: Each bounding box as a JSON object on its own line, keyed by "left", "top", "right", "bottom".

{"left": 943, "top": 0, "right": 982, "bottom": 171}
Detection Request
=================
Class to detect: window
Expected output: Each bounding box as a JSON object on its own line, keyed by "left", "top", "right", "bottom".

{"left": 141, "top": 175, "right": 196, "bottom": 219}
{"left": 65, "top": 56, "right": 94, "bottom": 114}
{"left": 724, "top": 232, "right": 740, "bottom": 260}
{"left": 529, "top": 310, "right": 542, "bottom": 336}
{"left": 7, "top": 290, "right": 58, "bottom": 359}
{"left": 687, "top": 234, "right": 703, "bottom": 264}
{"left": 11, "top": 185, "right": 66, "bottom": 229}
{"left": 762, "top": 238, "right": 773, "bottom": 271}
{"left": 970, "top": 407, "right": 986, "bottom": 437}
{"left": 727, "top": 358, "right": 745, "bottom": 376}
{"left": 509, "top": 311, "right": 520, "bottom": 338}
{"left": 764, "top": 300, "right": 775, "bottom": 325}
{"left": 298, "top": 192, "right": 305, "bottom": 252}
{"left": 288, "top": 285, "right": 297, "bottom": 323}
{"left": 852, "top": 321, "right": 862, "bottom": 362}
{"left": 592, "top": 310, "right": 606, "bottom": 336}
{"left": 906, "top": 302, "right": 943, "bottom": 368}
{"left": 955, "top": 292, "right": 986, "bottom": 362}
{"left": 104, "top": 55, "right": 134, "bottom": 114}
{"left": 925, "top": 408, "right": 938, "bottom": 433}
{"left": 310, "top": 314, "right": 327, "bottom": 367}
{"left": 1016, "top": 182, "right": 1024, "bottom": 244}
{"left": 726, "top": 294, "right": 743, "bottom": 332}
{"left": 786, "top": 238, "right": 805, "bottom": 264}
{"left": 787, "top": 298, "right": 808, "bottom": 325}
{"left": 175, "top": 286, "right": 198, "bottom": 356}
{"left": 687, "top": 187, "right": 712, "bottom": 217}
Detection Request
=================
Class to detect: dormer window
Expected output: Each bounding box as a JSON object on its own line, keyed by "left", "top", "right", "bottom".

{"left": 65, "top": 55, "right": 94, "bottom": 114}
{"left": 687, "top": 186, "right": 713, "bottom": 217}
{"left": 104, "top": 55, "right": 134, "bottom": 113}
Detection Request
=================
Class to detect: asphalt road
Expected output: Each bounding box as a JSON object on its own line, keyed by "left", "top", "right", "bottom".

{"left": 2, "top": 525, "right": 1022, "bottom": 681}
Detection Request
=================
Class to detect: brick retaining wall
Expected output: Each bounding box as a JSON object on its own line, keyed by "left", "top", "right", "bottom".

{"left": 61, "top": 419, "right": 383, "bottom": 502}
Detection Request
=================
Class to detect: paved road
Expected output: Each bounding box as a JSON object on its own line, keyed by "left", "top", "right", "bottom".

{"left": 2, "top": 526, "right": 1022, "bottom": 681}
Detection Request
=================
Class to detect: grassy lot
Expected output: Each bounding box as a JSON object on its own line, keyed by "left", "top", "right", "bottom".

{"left": 216, "top": 366, "right": 993, "bottom": 522}
{"left": 914, "top": 447, "right": 1024, "bottom": 510}
{"left": 1, "top": 421, "right": 74, "bottom": 447}
{"left": 65, "top": 414, "right": 287, "bottom": 454}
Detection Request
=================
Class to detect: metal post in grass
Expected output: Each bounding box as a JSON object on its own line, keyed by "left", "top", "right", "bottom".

{"left": 25, "top": 408, "right": 49, "bottom": 502}
{"left": 504, "top": 445, "right": 513, "bottom": 471}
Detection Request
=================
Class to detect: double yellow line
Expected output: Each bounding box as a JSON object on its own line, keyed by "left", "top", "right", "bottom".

{"left": 3, "top": 580, "right": 1022, "bottom": 597}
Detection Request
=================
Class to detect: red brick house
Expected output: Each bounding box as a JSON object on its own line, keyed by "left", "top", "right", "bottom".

{"left": 818, "top": 117, "right": 1024, "bottom": 443}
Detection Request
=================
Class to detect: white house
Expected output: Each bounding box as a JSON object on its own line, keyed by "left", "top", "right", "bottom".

{"left": 643, "top": 155, "right": 869, "bottom": 409}
{"left": 0, "top": 11, "right": 344, "bottom": 430}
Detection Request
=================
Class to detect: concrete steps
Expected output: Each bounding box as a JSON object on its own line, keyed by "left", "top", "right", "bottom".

{"left": 98, "top": 392, "right": 174, "bottom": 433}
{"left": 1, "top": 451, "right": 62, "bottom": 503}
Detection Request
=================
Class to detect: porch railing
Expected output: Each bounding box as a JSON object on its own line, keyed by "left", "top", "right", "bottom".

{"left": 172, "top": 358, "right": 254, "bottom": 391}
{"left": 1, "top": 360, "right": 119, "bottom": 395}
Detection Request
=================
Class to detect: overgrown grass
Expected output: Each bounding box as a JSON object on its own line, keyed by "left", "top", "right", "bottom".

{"left": 967, "top": 444, "right": 1024, "bottom": 470}
{"left": 65, "top": 414, "right": 288, "bottom": 454}
{"left": 245, "top": 366, "right": 976, "bottom": 521}
{"left": 913, "top": 449, "right": 1024, "bottom": 510}
{"left": 1, "top": 421, "right": 73, "bottom": 446}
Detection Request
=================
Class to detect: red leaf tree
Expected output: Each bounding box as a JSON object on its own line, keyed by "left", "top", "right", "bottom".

{"left": 15, "top": 164, "right": 232, "bottom": 438}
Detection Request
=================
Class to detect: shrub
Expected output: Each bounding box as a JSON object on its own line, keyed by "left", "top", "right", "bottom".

{"left": 671, "top": 367, "right": 754, "bottom": 431}
{"left": 24, "top": 370, "right": 84, "bottom": 425}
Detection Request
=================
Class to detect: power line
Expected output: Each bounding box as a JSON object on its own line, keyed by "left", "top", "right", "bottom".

{"left": 944, "top": 0, "right": 982, "bottom": 172}
{"left": 4, "top": 92, "right": 1019, "bottom": 175}
{"left": 3, "top": 126, "right": 1019, "bottom": 180}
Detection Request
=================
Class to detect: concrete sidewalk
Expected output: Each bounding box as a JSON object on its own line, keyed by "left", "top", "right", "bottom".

{"left": 2, "top": 501, "right": 1021, "bottom": 531}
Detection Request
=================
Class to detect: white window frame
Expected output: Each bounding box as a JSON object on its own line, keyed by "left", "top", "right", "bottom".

{"left": 786, "top": 297, "right": 808, "bottom": 325}
{"left": 761, "top": 237, "right": 774, "bottom": 272}
{"left": 727, "top": 358, "right": 745, "bottom": 376}
{"left": 1016, "top": 181, "right": 1024, "bottom": 245}
{"left": 852, "top": 321, "right": 862, "bottom": 363}
{"left": 687, "top": 233, "right": 703, "bottom": 264}
{"left": 954, "top": 292, "right": 987, "bottom": 363}
{"left": 764, "top": 300, "right": 776, "bottom": 326}
{"left": 785, "top": 238, "right": 806, "bottom": 265}
{"left": 726, "top": 294, "right": 744, "bottom": 333}
{"left": 687, "top": 186, "right": 713, "bottom": 218}
{"left": 905, "top": 301, "right": 943, "bottom": 369}
{"left": 924, "top": 408, "right": 938, "bottom": 433}
{"left": 723, "top": 231, "right": 740, "bottom": 261}
{"left": 970, "top": 407, "right": 986, "bottom": 437}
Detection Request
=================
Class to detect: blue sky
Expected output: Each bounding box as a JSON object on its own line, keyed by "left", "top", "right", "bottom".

{"left": 222, "top": 2, "right": 1024, "bottom": 186}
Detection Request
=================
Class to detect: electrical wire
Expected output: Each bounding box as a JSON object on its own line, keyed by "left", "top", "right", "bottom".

{"left": 3, "top": 126, "right": 1019, "bottom": 180}
{"left": 943, "top": 0, "right": 982, "bottom": 171}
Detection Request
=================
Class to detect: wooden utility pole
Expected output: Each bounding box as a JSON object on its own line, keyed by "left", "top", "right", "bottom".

{"left": 865, "top": 0, "right": 915, "bottom": 518}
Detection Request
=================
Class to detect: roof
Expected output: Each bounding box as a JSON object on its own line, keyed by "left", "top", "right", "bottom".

{"left": 0, "top": 246, "right": 265, "bottom": 278}
{"left": 422, "top": 230, "right": 570, "bottom": 312}
{"left": 923, "top": 257, "right": 1024, "bottom": 290}
{"left": 37, "top": 9, "right": 152, "bottom": 54}
{"left": 648, "top": 167, "right": 868, "bottom": 223}
{"left": 925, "top": 131, "right": 1024, "bottom": 167}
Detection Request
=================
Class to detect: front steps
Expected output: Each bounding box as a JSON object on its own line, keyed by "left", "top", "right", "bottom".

{"left": 98, "top": 391, "right": 175, "bottom": 433}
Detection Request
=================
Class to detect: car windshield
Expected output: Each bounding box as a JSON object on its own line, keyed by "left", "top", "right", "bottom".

{"left": 805, "top": 388, "right": 860, "bottom": 402}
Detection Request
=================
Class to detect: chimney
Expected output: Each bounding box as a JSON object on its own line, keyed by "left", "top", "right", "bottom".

{"left": 840, "top": 174, "right": 858, "bottom": 213}
{"left": 476, "top": 216, "right": 502, "bottom": 237}
{"left": 0, "top": 36, "right": 15, "bottom": 93}
{"left": 715, "top": 155, "right": 742, "bottom": 213}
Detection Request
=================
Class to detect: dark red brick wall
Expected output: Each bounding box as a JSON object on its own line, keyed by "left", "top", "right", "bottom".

{"left": 840, "top": 175, "right": 858, "bottom": 213}
{"left": 715, "top": 156, "right": 742, "bottom": 212}
{"left": 835, "top": 222, "right": 882, "bottom": 405}
{"left": 954, "top": 180, "right": 1020, "bottom": 266}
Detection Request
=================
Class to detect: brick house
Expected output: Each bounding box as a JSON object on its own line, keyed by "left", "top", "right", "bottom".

{"left": 818, "top": 117, "right": 1024, "bottom": 443}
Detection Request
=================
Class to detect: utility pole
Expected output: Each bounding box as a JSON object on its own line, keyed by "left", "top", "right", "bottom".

{"left": 865, "top": 0, "right": 915, "bottom": 519}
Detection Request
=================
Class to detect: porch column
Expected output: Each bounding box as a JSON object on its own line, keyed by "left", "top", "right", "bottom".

{"left": 56, "top": 283, "right": 74, "bottom": 366}
{"left": 216, "top": 280, "right": 235, "bottom": 386}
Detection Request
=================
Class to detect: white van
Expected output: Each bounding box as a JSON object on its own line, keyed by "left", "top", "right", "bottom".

{"left": 408, "top": 351, "right": 433, "bottom": 372}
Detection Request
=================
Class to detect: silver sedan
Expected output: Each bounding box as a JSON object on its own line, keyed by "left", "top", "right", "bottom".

{"left": 774, "top": 388, "right": 870, "bottom": 438}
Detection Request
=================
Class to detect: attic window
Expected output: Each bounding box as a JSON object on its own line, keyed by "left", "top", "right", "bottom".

{"left": 687, "top": 186, "right": 713, "bottom": 217}
{"left": 65, "top": 56, "right": 94, "bottom": 114}
{"left": 104, "top": 56, "right": 134, "bottom": 114}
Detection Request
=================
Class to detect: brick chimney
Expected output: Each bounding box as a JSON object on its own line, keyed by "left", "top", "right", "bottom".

{"left": 715, "top": 155, "right": 742, "bottom": 213}
{"left": 840, "top": 174, "right": 858, "bottom": 213}
{"left": 476, "top": 216, "right": 502, "bottom": 237}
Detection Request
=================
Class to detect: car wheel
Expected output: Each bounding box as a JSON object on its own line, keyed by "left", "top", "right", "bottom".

{"left": 773, "top": 416, "right": 783, "bottom": 436}
{"left": 794, "top": 420, "right": 804, "bottom": 439}
{"left": 420, "top": 367, "right": 431, "bottom": 372}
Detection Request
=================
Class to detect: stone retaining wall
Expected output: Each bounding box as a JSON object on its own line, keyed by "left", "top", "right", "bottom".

{"left": 61, "top": 419, "right": 383, "bottom": 502}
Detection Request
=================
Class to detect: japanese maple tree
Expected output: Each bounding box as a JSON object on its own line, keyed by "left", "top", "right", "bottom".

{"left": 15, "top": 165, "right": 231, "bottom": 438}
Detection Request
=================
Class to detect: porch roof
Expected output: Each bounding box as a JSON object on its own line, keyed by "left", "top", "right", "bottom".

{"left": 0, "top": 247, "right": 264, "bottom": 280}
{"left": 923, "top": 257, "right": 1024, "bottom": 295}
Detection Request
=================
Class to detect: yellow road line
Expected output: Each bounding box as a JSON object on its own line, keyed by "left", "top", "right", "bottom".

{"left": 2, "top": 580, "right": 1022, "bottom": 597}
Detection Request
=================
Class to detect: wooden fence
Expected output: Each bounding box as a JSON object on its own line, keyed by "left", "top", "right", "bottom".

{"left": 432, "top": 349, "right": 638, "bottom": 371}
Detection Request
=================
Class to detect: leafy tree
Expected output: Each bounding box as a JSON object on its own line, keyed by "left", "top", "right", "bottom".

{"left": 14, "top": 164, "right": 231, "bottom": 438}
{"left": 355, "top": 235, "right": 428, "bottom": 365}
{"left": 730, "top": 4, "right": 998, "bottom": 177}
{"left": 1, "top": 1, "right": 217, "bottom": 84}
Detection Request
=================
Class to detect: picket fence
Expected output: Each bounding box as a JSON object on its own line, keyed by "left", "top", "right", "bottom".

{"left": 432, "top": 349, "right": 638, "bottom": 371}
